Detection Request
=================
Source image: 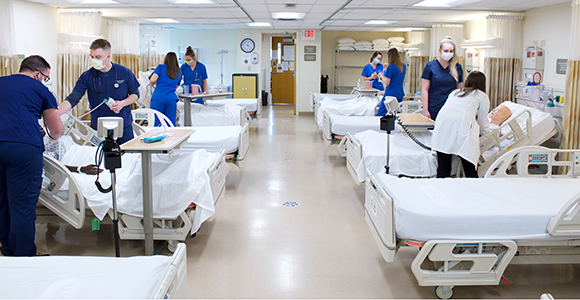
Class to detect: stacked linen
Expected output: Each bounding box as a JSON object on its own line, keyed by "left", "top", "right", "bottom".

{"left": 355, "top": 41, "right": 373, "bottom": 51}
{"left": 372, "top": 39, "right": 390, "bottom": 51}
{"left": 388, "top": 37, "right": 407, "bottom": 52}
{"left": 336, "top": 37, "right": 355, "bottom": 50}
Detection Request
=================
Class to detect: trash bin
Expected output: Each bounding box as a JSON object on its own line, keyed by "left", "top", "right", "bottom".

{"left": 261, "top": 90, "right": 268, "bottom": 106}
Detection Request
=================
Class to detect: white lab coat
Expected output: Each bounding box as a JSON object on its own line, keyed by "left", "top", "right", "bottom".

{"left": 431, "top": 89, "right": 491, "bottom": 166}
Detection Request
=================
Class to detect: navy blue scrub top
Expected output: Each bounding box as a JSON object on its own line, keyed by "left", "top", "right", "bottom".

{"left": 0, "top": 74, "right": 58, "bottom": 150}
{"left": 65, "top": 63, "right": 140, "bottom": 130}
{"left": 421, "top": 59, "right": 463, "bottom": 119}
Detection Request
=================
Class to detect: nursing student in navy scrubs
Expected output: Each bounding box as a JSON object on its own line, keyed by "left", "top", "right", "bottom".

{"left": 421, "top": 36, "right": 463, "bottom": 120}
{"left": 59, "top": 38, "right": 140, "bottom": 144}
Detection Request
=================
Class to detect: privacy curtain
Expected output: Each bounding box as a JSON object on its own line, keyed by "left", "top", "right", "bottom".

{"left": 561, "top": 0, "right": 580, "bottom": 150}
{"left": 0, "top": 0, "right": 18, "bottom": 76}
{"left": 483, "top": 13, "right": 523, "bottom": 108}
{"left": 430, "top": 24, "right": 463, "bottom": 61}
{"left": 108, "top": 20, "right": 140, "bottom": 75}
{"left": 408, "top": 30, "right": 430, "bottom": 95}
{"left": 57, "top": 10, "right": 102, "bottom": 117}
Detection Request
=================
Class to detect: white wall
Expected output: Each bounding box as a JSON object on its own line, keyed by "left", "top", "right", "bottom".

{"left": 166, "top": 30, "right": 238, "bottom": 89}
{"left": 139, "top": 27, "right": 167, "bottom": 56}
{"left": 463, "top": 18, "right": 487, "bottom": 71}
{"left": 12, "top": 0, "right": 58, "bottom": 93}
{"left": 295, "top": 30, "right": 321, "bottom": 113}
{"left": 523, "top": 3, "right": 572, "bottom": 89}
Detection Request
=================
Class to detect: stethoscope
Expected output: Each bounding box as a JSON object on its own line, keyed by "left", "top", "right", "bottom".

{"left": 93, "top": 63, "right": 119, "bottom": 94}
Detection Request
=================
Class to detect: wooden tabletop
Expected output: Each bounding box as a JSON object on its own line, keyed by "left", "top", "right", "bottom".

{"left": 122, "top": 128, "right": 194, "bottom": 152}
{"left": 397, "top": 113, "right": 435, "bottom": 125}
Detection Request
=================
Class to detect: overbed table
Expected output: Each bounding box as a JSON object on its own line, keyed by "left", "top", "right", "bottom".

{"left": 178, "top": 92, "right": 233, "bottom": 126}
{"left": 122, "top": 128, "right": 194, "bottom": 255}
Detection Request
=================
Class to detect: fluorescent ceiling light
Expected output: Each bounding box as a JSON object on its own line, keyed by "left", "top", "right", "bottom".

{"left": 171, "top": 0, "right": 214, "bottom": 4}
{"left": 365, "top": 20, "right": 396, "bottom": 25}
{"left": 413, "top": 0, "right": 476, "bottom": 7}
{"left": 67, "top": 0, "right": 118, "bottom": 4}
{"left": 248, "top": 22, "right": 272, "bottom": 27}
{"left": 271, "top": 12, "right": 305, "bottom": 19}
{"left": 146, "top": 18, "right": 179, "bottom": 23}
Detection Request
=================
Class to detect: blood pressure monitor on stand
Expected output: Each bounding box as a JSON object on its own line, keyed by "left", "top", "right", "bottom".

{"left": 95, "top": 117, "right": 123, "bottom": 257}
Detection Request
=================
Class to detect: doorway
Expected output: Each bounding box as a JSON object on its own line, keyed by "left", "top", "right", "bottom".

{"left": 270, "top": 35, "right": 296, "bottom": 111}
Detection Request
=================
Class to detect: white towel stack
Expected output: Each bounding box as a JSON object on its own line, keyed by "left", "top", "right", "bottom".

{"left": 387, "top": 37, "right": 406, "bottom": 52}
{"left": 354, "top": 41, "right": 373, "bottom": 51}
{"left": 336, "top": 37, "right": 355, "bottom": 50}
{"left": 372, "top": 39, "right": 390, "bottom": 51}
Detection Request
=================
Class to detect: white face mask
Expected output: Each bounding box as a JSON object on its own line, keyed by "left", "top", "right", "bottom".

{"left": 441, "top": 52, "right": 454, "bottom": 61}
{"left": 91, "top": 58, "right": 106, "bottom": 70}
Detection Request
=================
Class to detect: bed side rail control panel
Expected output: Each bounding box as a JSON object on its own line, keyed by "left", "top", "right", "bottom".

{"left": 484, "top": 145, "right": 580, "bottom": 178}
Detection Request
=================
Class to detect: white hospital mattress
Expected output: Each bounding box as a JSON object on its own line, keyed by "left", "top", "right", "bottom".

{"left": 0, "top": 255, "right": 170, "bottom": 299}
{"left": 374, "top": 174, "right": 580, "bottom": 241}
{"left": 182, "top": 126, "right": 241, "bottom": 153}
{"left": 329, "top": 114, "right": 380, "bottom": 136}
{"left": 206, "top": 98, "right": 258, "bottom": 112}
{"left": 176, "top": 102, "right": 241, "bottom": 126}
{"left": 354, "top": 130, "right": 437, "bottom": 180}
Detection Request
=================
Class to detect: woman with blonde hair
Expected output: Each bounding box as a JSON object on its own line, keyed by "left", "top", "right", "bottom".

{"left": 377, "top": 48, "right": 406, "bottom": 116}
{"left": 150, "top": 52, "right": 182, "bottom": 125}
{"left": 420, "top": 36, "right": 463, "bottom": 120}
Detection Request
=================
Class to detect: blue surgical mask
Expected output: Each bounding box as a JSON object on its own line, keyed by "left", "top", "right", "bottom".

{"left": 373, "top": 58, "right": 381, "bottom": 64}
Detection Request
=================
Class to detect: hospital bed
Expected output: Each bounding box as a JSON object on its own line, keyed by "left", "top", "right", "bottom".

{"left": 206, "top": 97, "right": 262, "bottom": 120}
{"left": 132, "top": 109, "right": 250, "bottom": 166}
{"left": 0, "top": 243, "right": 188, "bottom": 299}
{"left": 312, "top": 92, "right": 381, "bottom": 130}
{"left": 175, "top": 101, "right": 249, "bottom": 127}
{"left": 364, "top": 146, "right": 580, "bottom": 299}
{"left": 321, "top": 97, "right": 422, "bottom": 146}
{"left": 38, "top": 144, "right": 229, "bottom": 244}
{"left": 344, "top": 101, "right": 558, "bottom": 183}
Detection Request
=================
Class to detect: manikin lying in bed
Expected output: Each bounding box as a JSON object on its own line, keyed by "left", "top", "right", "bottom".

{"left": 43, "top": 135, "right": 218, "bottom": 233}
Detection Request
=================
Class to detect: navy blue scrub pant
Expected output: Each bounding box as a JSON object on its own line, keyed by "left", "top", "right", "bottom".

{"left": 0, "top": 142, "right": 43, "bottom": 256}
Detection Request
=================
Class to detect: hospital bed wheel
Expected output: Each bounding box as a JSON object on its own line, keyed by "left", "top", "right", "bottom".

{"left": 168, "top": 240, "right": 177, "bottom": 253}
{"left": 434, "top": 286, "right": 454, "bottom": 299}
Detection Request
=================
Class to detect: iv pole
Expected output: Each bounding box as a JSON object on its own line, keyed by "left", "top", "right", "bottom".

{"left": 217, "top": 49, "right": 228, "bottom": 86}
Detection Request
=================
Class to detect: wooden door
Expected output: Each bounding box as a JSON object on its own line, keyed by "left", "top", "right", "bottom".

{"left": 271, "top": 36, "right": 296, "bottom": 107}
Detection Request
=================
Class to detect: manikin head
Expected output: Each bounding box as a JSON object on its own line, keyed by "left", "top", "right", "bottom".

{"left": 489, "top": 105, "right": 512, "bottom": 125}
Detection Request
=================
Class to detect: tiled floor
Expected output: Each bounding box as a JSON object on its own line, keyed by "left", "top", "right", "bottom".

{"left": 35, "top": 105, "right": 580, "bottom": 298}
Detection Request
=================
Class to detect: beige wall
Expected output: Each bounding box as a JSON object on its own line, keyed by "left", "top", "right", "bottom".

{"left": 523, "top": 3, "right": 571, "bottom": 89}
{"left": 321, "top": 31, "right": 410, "bottom": 94}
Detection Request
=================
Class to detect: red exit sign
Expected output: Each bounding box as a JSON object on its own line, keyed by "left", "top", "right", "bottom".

{"left": 304, "top": 30, "right": 315, "bottom": 39}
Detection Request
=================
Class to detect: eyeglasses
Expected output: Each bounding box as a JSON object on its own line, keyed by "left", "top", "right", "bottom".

{"left": 36, "top": 69, "right": 50, "bottom": 83}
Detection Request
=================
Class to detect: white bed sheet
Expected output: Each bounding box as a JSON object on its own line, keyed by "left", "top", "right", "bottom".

{"left": 374, "top": 174, "right": 580, "bottom": 241}
{"left": 58, "top": 146, "right": 216, "bottom": 232}
{"left": 316, "top": 96, "right": 379, "bottom": 130}
{"left": 176, "top": 102, "right": 241, "bottom": 126}
{"left": 500, "top": 101, "right": 555, "bottom": 144}
{"left": 206, "top": 98, "right": 258, "bottom": 112}
{"left": 0, "top": 255, "right": 170, "bottom": 299}
{"left": 354, "top": 130, "right": 436, "bottom": 180}
{"left": 181, "top": 126, "right": 241, "bottom": 153}
{"left": 329, "top": 114, "right": 381, "bottom": 136}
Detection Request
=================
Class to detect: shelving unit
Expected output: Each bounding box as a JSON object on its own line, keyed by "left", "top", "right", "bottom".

{"left": 334, "top": 49, "right": 377, "bottom": 93}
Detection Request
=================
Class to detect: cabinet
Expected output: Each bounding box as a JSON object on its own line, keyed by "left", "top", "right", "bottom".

{"left": 334, "top": 49, "right": 376, "bottom": 93}
{"left": 232, "top": 73, "right": 258, "bottom": 98}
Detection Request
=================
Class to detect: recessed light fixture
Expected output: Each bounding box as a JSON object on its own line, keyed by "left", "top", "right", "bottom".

{"left": 67, "top": 0, "right": 119, "bottom": 4}
{"left": 271, "top": 12, "right": 305, "bottom": 20}
{"left": 365, "top": 20, "right": 396, "bottom": 25}
{"left": 413, "top": 0, "right": 476, "bottom": 7}
{"left": 248, "top": 22, "right": 272, "bottom": 27}
{"left": 171, "top": 0, "right": 214, "bottom": 4}
{"left": 146, "top": 18, "right": 179, "bottom": 23}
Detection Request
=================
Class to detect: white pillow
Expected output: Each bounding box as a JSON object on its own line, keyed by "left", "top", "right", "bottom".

{"left": 388, "top": 37, "right": 405, "bottom": 43}
{"left": 336, "top": 37, "right": 355, "bottom": 43}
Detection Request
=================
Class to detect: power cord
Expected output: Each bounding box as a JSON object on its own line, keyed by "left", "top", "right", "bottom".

{"left": 393, "top": 112, "right": 432, "bottom": 151}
